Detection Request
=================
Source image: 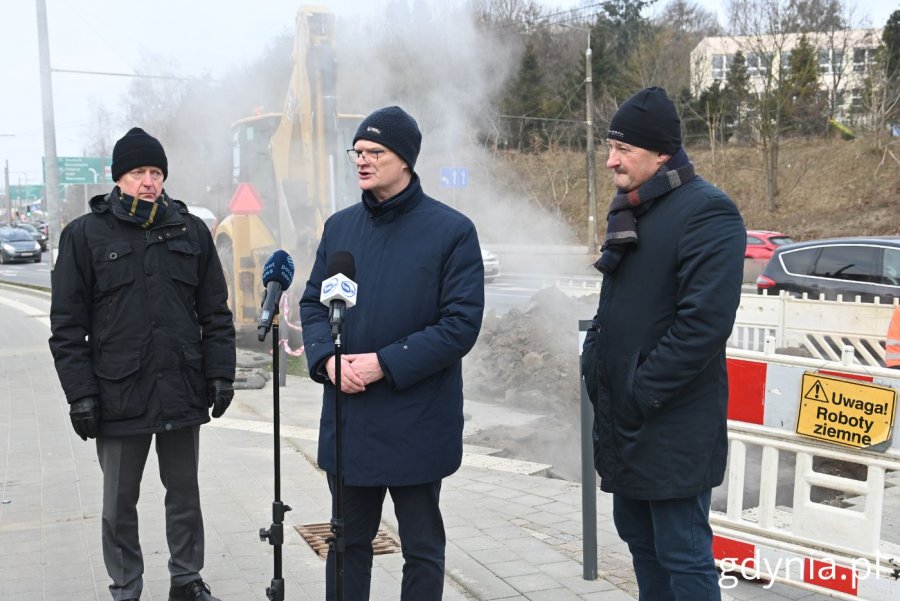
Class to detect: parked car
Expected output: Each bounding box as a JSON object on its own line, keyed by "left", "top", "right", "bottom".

{"left": 746, "top": 230, "right": 794, "bottom": 261}
{"left": 0, "top": 227, "right": 42, "bottom": 263}
{"left": 11, "top": 222, "right": 48, "bottom": 251}
{"left": 481, "top": 246, "right": 501, "bottom": 282}
{"left": 187, "top": 205, "right": 218, "bottom": 234}
{"left": 756, "top": 236, "right": 900, "bottom": 302}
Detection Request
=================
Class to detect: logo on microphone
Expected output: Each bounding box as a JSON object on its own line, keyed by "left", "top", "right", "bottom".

{"left": 341, "top": 280, "right": 357, "bottom": 298}
{"left": 322, "top": 277, "right": 357, "bottom": 298}
{"left": 322, "top": 277, "right": 338, "bottom": 296}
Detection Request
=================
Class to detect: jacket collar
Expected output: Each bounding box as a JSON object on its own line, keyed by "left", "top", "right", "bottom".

{"left": 361, "top": 175, "right": 423, "bottom": 220}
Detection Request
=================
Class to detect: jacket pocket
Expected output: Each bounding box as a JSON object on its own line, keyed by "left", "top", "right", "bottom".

{"left": 92, "top": 242, "right": 135, "bottom": 292}
{"left": 180, "top": 345, "right": 206, "bottom": 409}
{"left": 166, "top": 238, "right": 201, "bottom": 288}
{"left": 615, "top": 351, "right": 644, "bottom": 428}
{"left": 93, "top": 351, "right": 145, "bottom": 420}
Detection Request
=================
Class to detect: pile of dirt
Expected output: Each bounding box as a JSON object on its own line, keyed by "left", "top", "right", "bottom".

{"left": 463, "top": 287, "right": 598, "bottom": 480}
{"left": 464, "top": 286, "right": 594, "bottom": 409}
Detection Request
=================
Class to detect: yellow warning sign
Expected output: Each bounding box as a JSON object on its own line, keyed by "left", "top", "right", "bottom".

{"left": 797, "top": 373, "right": 897, "bottom": 449}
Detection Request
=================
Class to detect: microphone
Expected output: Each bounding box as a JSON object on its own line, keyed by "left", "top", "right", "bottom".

{"left": 319, "top": 251, "right": 357, "bottom": 328}
{"left": 258, "top": 250, "right": 295, "bottom": 341}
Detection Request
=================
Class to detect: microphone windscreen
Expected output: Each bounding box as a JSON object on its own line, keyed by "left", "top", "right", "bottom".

{"left": 262, "top": 250, "right": 295, "bottom": 288}
{"left": 326, "top": 250, "right": 356, "bottom": 280}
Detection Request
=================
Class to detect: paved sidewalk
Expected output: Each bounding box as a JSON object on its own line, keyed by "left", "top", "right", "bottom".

{"left": 0, "top": 284, "right": 831, "bottom": 600}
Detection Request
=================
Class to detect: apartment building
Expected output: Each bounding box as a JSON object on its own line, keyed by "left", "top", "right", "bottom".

{"left": 690, "top": 29, "right": 882, "bottom": 118}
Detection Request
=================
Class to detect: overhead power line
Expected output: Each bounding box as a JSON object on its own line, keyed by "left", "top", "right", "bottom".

{"left": 52, "top": 68, "right": 220, "bottom": 83}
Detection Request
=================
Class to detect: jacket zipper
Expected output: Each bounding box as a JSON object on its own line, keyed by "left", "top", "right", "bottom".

{"left": 97, "top": 295, "right": 115, "bottom": 351}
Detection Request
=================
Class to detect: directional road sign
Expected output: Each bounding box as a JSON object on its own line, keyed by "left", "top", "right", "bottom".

{"left": 440, "top": 167, "right": 469, "bottom": 189}
{"left": 8, "top": 184, "right": 64, "bottom": 201}
{"left": 53, "top": 156, "right": 113, "bottom": 184}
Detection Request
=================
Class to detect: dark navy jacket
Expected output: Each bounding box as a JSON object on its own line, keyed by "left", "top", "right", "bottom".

{"left": 582, "top": 176, "right": 745, "bottom": 499}
{"left": 49, "top": 191, "right": 236, "bottom": 437}
{"left": 299, "top": 176, "right": 484, "bottom": 486}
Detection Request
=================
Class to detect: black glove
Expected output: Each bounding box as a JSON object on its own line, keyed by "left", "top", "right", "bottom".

{"left": 69, "top": 397, "right": 99, "bottom": 441}
{"left": 207, "top": 378, "right": 234, "bottom": 418}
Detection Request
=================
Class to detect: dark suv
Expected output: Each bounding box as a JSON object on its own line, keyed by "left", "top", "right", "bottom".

{"left": 756, "top": 236, "right": 900, "bottom": 302}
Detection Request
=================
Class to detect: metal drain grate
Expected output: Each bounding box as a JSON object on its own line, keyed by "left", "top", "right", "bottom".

{"left": 295, "top": 523, "right": 401, "bottom": 558}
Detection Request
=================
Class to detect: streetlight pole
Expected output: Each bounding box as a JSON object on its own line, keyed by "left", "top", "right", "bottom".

{"left": 0, "top": 134, "right": 13, "bottom": 223}
{"left": 36, "top": 0, "right": 61, "bottom": 269}
{"left": 585, "top": 44, "right": 597, "bottom": 257}
{"left": 4, "top": 160, "right": 10, "bottom": 223}
{"left": 559, "top": 24, "right": 598, "bottom": 256}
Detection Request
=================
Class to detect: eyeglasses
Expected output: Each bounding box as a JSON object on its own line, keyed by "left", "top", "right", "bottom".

{"left": 347, "top": 148, "right": 387, "bottom": 164}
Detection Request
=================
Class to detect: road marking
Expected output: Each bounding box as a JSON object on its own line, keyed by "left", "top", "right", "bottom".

{"left": 0, "top": 295, "right": 50, "bottom": 328}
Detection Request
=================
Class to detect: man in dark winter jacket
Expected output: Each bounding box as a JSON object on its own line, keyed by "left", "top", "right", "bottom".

{"left": 300, "top": 106, "right": 484, "bottom": 600}
{"left": 582, "top": 88, "right": 745, "bottom": 601}
{"left": 49, "top": 128, "right": 236, "bottom": 601}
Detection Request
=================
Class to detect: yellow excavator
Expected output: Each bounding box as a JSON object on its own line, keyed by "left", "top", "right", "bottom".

{"left": 214, "top": 6, "right": 361, "bottom": 342}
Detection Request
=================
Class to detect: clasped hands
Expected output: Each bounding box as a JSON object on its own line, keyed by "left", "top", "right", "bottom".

{"left": 325, "top": 352, "right": 383, "bottom": 393}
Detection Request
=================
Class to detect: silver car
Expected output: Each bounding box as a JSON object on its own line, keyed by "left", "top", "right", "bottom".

{"left": 0, "top": 227, "right": 42, "bottom": 263}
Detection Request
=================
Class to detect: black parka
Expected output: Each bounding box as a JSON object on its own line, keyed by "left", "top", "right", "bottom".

{"left": 582, "top": 177, "right": 745, "bottom": 499}
{"left": 49, "top": 191, "right": 235, "bottom": 437}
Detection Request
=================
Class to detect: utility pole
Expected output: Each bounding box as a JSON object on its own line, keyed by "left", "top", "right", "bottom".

{"left": 35, "top": 0, "right": 60, "bottom": 269}
{"left": 4, "top": 160, "right": 10, "bottom": 223}
{"left": 585, "top": 45, "right": 598, "bottom": 257}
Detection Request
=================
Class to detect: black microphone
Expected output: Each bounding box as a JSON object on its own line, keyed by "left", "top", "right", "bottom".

{"left": 258, "top": 250, "right": 295, "bottom": 341}
{"left": 319, "top": 251, "right": 357, "bottom": 328}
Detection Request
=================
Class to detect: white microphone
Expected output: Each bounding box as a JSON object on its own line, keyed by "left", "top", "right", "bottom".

{"left": 319, "top": 251, "right": 357, "bottom": 327}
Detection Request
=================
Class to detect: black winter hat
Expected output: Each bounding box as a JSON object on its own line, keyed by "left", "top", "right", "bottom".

{"left": 353, "top": 106, "right": 422, "bottom": 171}
{"left": 607, "top": 87, "right": 682, "bottom": 155}
{"left": 111, "top": 127, "right": 168, "bottom": 182}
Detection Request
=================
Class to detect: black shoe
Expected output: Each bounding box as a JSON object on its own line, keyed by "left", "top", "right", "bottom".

{"left": 168, "top": 579, "right": 221, "bottom": 601}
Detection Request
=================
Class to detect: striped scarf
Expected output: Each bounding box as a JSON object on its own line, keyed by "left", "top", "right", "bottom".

{"left": 119, "top": 190, "right": 169, "bottom": 229}
{"left": 593, "top": 148, "right": 695, "bottom": 275}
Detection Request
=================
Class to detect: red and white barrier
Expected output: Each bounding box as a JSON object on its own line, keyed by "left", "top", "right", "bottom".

{"left": 714, "top": 350, "right": 900, "bottom": 599}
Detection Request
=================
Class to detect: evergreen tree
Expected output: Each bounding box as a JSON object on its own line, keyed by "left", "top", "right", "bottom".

{"left": 884, "top": 9, "right": 900, "bottom": 81}
{"left": 723, "top": 51, "right": 750, "bottom": 139}
{"left": 501, "top": 41, "right": 549, "bottom": 151}
{"left": 782, "top": 34, "right": 825, "bottom": 135}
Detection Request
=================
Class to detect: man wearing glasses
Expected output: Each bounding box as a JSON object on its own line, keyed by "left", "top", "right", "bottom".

{"left": 300, "top": 106, "right": 485, "bottom": 600}
{"left": 49, "top": 128, "right": 235, "bottom": 601}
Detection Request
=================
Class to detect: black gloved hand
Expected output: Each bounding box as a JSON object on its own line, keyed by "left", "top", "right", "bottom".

{"left": 69, "top": 397, "right": 99, "bottom": 441}
{"left": 207, "top": 378, "right": 234, "bottom": 418}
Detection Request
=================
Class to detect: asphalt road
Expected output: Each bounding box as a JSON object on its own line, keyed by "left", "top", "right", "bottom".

{"left": 0, "top": 261, "right": 565, "bottom": 317}
{"left": 0, "top": 253, "right": 52, "bottom": 289}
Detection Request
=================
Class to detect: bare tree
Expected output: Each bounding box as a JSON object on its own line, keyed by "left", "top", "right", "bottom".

{"left": 726, "top": 0, "right": 799, "bottom": 210}
{"left": 861, "top": 45, "right": 900, "bottom": 158}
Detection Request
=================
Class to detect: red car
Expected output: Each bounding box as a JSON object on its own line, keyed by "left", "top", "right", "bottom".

{"left": 746, "top": 230, "right": 794, "bottom": 261}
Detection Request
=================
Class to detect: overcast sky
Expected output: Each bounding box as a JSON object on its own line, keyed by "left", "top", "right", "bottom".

{"left": 0, "top": 0, "right": 895, "bottom": 189}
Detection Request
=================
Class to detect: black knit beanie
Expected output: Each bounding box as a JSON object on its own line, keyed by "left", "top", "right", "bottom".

{"left": 353, "top": 106, "right": 422, "bottom": 171}
{"left": 111, "top": 127, "right": 168, "bottom": 181}
{"left": 607, "top": 87, "right": 682, "bottom": 155}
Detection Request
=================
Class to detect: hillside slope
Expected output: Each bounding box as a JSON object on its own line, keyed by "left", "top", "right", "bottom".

{"left": 686, "top": 136, "right": 900, "bottom": 241}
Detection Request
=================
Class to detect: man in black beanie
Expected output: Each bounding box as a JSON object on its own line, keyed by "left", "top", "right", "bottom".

{"left": 582, "top": 87, "right": 745, "bottom": 601}
{"left": 49, "top": 127, "right": 235, "bottom": 601}
{"left": 300, "top": 106, "right": 484, "bottom": 600}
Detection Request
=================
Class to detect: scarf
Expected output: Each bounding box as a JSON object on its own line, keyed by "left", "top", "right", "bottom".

{"left": 593, "top": 148, "right": 695, "bottom": 275}
{"left": 118, "top": 189, "right": 169, "bottom": 229}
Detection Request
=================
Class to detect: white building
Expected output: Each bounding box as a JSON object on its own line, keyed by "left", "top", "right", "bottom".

{"left": 690, "top": 29, "right": 882, "bottom": 118}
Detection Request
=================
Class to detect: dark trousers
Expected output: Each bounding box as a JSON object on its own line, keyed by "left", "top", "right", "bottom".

{"left": 613, "top": 490, "right": 720, "bottom": 601}
{"left": 96, "top": 426, "right": 204, "bottom": 600}
{"left": 326, "top": 475, "right": 445, "bottom": 601}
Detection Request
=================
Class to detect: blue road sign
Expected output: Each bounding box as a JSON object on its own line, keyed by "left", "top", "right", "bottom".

{"left": 440, "top": 167, "right": 468, "bottom": 188}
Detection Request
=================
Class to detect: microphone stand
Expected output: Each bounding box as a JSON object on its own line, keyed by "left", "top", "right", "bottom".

{"left": 329, "top": 314, "right": 346, "bottom": 601}
{"left": 259, "top": 313, "right": 291, "bottom": 601}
